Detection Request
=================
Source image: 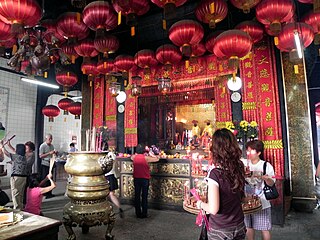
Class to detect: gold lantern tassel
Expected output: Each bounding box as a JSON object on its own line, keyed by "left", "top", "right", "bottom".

{"left": 219, "top": 64, "right": 223, "bottom": 71}
{"left": 131, "top": 26, "right": 135, "bottom": 36}
{"left": 76, "top": 12, "right": 81, "bottom": 24}
{"left": 124, "top": 79, "right": 127, "bottom": 87}
{"left": 12, "top": 44, "right": 17, "bottom": 54}
{"left": 162, "top": 19, "right": 167, "bottom": 30}
{"left": 185, "top": 60, "right": 189, "bottom": 69}
{"left": 118, "top": 11, "right": 122, "bottom": 25}
{"left": 210, "top": 2, "right": 215, "bottom": 14}
{"left": 67, "top": 71, "right": 70, "bottom": 77}
{"left": 44, "top": 71, "right": 48, "bottom": 78}
{"left": 274, "top": 36, "right": 279, "bottom": 46}
{"left": 82, "top": 68, "right": 86, "bottom": 74}
{"left": 64, "top": 91, "right": 68, "bottom": 97}
{"left": 71, "top": 55, "right": 75, "bottom": 64}
{"left": 90, "top": 80, "right": 92, "bottom": 87}
{"left": 294, "top": 65, "right": 299, "bottom": 74}
{"left": 104, "top": 61, "right": 107, "bottom": 69}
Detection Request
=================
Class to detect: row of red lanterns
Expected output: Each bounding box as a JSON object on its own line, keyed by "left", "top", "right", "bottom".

{"left": 42, "top": 101, "right": 82, "bottom": 122}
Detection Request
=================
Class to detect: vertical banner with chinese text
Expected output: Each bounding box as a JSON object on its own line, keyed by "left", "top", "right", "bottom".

{"left": 124, "top": 89, "right": 138, "bottom": 147}
{"left": 214, "top": 77, "right": 232, "bottom": 129}
{"left": 92, "top": 77, "right": 104, "bottom": 128}
{"left": 105, "top": 83, "right": 117, "bottom": 149}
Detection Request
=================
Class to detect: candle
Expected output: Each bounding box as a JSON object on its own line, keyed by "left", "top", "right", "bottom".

{"left": 85, "top": 129, "right": 89, "bottom": 152}
{"left": 99, "top": 132, "right": 103, "bottom": 152}
{"left": 91, "top": 127, "right": 96, "bottom": 151}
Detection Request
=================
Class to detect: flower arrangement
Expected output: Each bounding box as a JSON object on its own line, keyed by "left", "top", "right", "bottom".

{"left": 225, "top": 120, "right": 258, "bottom": 141}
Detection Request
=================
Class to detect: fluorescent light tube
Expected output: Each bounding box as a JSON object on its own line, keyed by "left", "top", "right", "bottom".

{"left": 21, "top": 77, "right": 59, "bottom": 89}
{"left": 294, "top": 31, "right": 303, "bottom": 59}
{"left": 71, "top": 96, "right": 82, "bottom": 100}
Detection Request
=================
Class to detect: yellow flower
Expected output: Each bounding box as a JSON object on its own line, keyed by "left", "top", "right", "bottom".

{"left": 240, "top": 120, "right": 248, "bottom": 128}
{"left": 250, "top": 121, "right": 258, "bottom": 127}
{"left": 225, "top": 121, "right": 234, "bottom": 130}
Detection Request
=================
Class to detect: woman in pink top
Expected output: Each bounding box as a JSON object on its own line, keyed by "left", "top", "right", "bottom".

{"left": 24, "top": 173, "right": 56, "bottom": 215}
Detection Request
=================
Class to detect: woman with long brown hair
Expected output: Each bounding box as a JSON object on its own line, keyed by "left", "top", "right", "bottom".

{"left": 196, "top": 128, "right": 246, "bottom": 240}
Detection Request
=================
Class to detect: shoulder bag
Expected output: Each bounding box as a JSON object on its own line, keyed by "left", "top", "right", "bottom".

{"left": 263, "top": 161, "right": 279, "bottom": 200}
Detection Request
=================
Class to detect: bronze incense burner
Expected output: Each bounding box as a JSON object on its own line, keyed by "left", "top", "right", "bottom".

{"left": 63, "top": 152, "right": 115, "bottom": 240}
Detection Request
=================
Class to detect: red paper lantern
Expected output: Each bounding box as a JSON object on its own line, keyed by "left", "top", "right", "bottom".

{"left": 205, "top": 31, "right": 223, "bottom": 54}
{"left": 58, "top": 98, "right": 74, "bottom": 115}
{"left": 97, "top": 59, "right": 115, "bottom": 75}
{"left": 276, "top": 22, "right": 314, "bottom": 56}
{"left": 188, "top": 42, "right": 206, "bottom": 58}
{"left": 156, "top": 44, "right": 182, "bottom": 69}
{"left": 112, "top": 0, "right": 150, "bottom": 36}
{"left": 74, "top": 39, "right": 99, "bottom": 59}
{"left": 134, "top": 49, "right": 158, "bottom": 70}
{"left": 60, "top": 44, "right": 79, "bottom": 64}
{"left": 255, "top": 0, "right": 295, "bottom": 35}
{"left": 42, "top": 105, "right": 60, "bottom": 122}
{"left": 57, "top": 12, "right": 90, "bottom": 43}
{"left": 82, "top": 1, "right": 117, "bottom": 37}
{"left": 41, "top": 19, "right": 65, "bottom": 46}
{"left": 56, "top": 71, "right": 78, "bottom": 90}
{"left": 0, "top": 19, "right": 12, "bottom": 41}
{"left": 94, "top": 35, "right": 120, "bottom": 57}
{"left": 0, "top": 35, "right": 16, "bottom": 49}
{"left": 151, "top": 0, "right": 187, "bottom": 19}
{"left": 114, "top": 55, "right": 134, "bottom": 78}
{"left": 169, "top": 20, "right": 204, "bottom": 56}
{"left": 302, "top": 11, "right": 320, "bottom": 44}
{"left": 195, "top": 0, "right": 228, "bottom": 29}
{"left": 213, "top": 30, "right": 253, "bottom": 68}
{"left": 235, "top": 21, "right": 264, "bottom": 43}
{"left": 230, "top": 0, "right": 261, "bottom": 13}
{"left": 297, "top": 0, "right": 313, "bottom": 3}
{"left": 0, "top": 0, "right": 41, "bottom": 33}
{"left": 68, "top": 102, "right": 82, "bottom": 119}
{"left": 81, "top": 61, "right": 99, "bottom": 83}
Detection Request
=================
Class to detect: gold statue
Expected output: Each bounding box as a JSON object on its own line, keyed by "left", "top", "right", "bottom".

{"left": 201, "top": 119, "right": 213, "bottom": 149}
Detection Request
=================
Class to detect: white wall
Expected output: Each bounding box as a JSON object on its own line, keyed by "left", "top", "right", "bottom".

{"left": 0, "top": 57, "right": 37, "bottom": 184}
{"left": 43, "top": 94, "right": 82, "bottom": 153}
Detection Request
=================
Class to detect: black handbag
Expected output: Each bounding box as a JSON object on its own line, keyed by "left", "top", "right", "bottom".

{"left": 0, "top": 188, "right": 10, "bottom": 206}
{"left": 198, "top": 218, "right": 208, "bottom": 240}
{"left": 263, "top": 161, "right": 279, "bottom": 200}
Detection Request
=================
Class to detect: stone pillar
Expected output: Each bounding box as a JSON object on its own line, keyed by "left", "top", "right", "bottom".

{"left": 281, "top": 52, "right": 316, "bottom": 211}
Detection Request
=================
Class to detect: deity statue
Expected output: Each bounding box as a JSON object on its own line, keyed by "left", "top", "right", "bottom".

{"left": 191, "top": 120, "right": 201, "bottom": 147}
{"left": 201, "top": 119, "right": 214, "bottom": 149}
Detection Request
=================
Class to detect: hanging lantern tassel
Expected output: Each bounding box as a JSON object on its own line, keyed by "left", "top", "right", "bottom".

{"left": 12, "top": 44, "right": 17, "bottom": 54}
{"left": 76, "top": 12, "right": 81, "bottom": 24}
{"left": 44, "top": 72, "right": 48, "bottom": 78}
{"left": 72, "top": 55, "right": 76, "bottom": 64}
{"left": 274, "top": 37, "right": 279, "bottom": 46}
{"left": 131, "top": 26, "right": 135, "bottom": 36}
{"left": 209, "top": 2, "right": 215, "bottom": 14}
{"left": 118, "top": 11, "right": 122, "bottom": 25}
{"left": 67, "top": 71, "right": 70, "bottom": 77}
{"left": 219, "top": 64, "right": 223, "bottom": 71}
{"left": 163, "top": 19, "right": 167, "bottom": 30}
{"left": 294, "top": 65, "right": 299, "bottom": 74}
{"left": 185, "top": 60, "right": 190, "bottom": 69}
{"left": 104, "top": 61, "right": 107, "bottom": 69}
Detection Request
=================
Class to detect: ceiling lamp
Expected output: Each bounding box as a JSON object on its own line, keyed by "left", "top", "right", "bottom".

{"left": 68, "top": 102, "right": 82, "bottom": 119}
{"left": 131, "top": 75, "right": 142, "bottom": 96}
{"left": 116, "top": 91, "right": 127, "bottom": 103}
{"left": 213, "top": 30, "right": 253, "bottom": 70}
{"left": 255, "top": 0, "right": 295, "bottom": 36}
{"left": 82, "top": 1, "right": 117, "bottom": 38}
{"left": 109, "top": 82, "right": 121, "bottom": 97}
{"left": 235, "top": 21, "right": 264, "bottom": 43}
{"left": 156, "top": 44, "right": 182, "bottom": 71}
{"left": 169, "top": 20, "right": 204, "bottom": 57}
{"left": 94, "top": 35, "right": 120, "bottom": 58}
{"left": 114, "top": 55, "right": 134, "bottom": 80}
{"left": 227, "top": 76, "right": 242, "bottom": 91}
{"left": 276, "top": 22, "right": 314, "bottom": 62}
{"left": 112, "top": 0, "right": 150, "bottom": 36}
{"left": 302, "top": 11, "right": 320, "bottom": 45}
{"left": 0, "top": 0, "right": 42, "bottom": 34}
{"left": 74, "top": 39, "right": 99, "bottom": 61}
{"left": 134, "top": 49, "right": 158, "bottom": 74}
{"left": 56, "top": 71, "right": 78, "bottom": 91}
{"left": 157, "top": 77, "right": 172, "bottom": 95}
{"left": 151, "top": 0, "right": 187, "bottom": 22}
{"left": 42, "top": 105, "right": 60, "bottom": 122}
{"left": 58, "top": 98, "right": 74, "bottom": 115}
{"left": 195, "top": 0, "right": 228, "bottom": 29}
{"left": 230, "top": 0, "right": 261, "bottom": 14}
{"left": 57, "top": 12, "right": 90, "bottom": 44}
